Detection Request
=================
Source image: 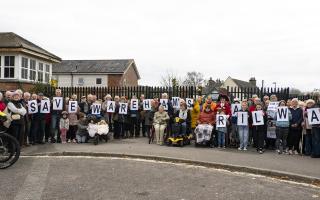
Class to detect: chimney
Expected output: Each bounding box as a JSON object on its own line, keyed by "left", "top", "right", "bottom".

{"left": 208, "top": 77, "right": 215, "bottom": 87}
{"left": 249, "top": 77, "right": 256, "bottom": 86}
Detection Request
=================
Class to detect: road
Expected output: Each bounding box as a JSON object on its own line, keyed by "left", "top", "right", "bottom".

{"left": 0, "top": 156, "right": 319, "bottom": 200}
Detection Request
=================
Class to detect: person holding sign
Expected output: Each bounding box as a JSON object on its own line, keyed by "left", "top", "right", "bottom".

{"left": 31, "top": 93, "right": 46, "bottom": 144}
{"left": 66, "top": 94, "right": 79, "bottom": 143}
{"left": 129, "top": 96, "right": 140, "bottom": 138}
{"left": 118, "top": 96, "right": 129, "bottom": 139}
{"left": 237, "top": 101, "right": 251, "bottom": 151}
{"left": 215, "top": 94, "right": 231, "bottom": 116}
{"left": 311, "top": 105, "right": 320, "bottom": 157}
{"left": 274, "top": 100, "right": 292, "bottom": 154}
{"left": 50, "top": 89, "right": 64, "bottom": 143}
{"left": 252, "top": 103, "right": 267, "bottom": 154}
{"left": 288, "top": 98, "right": 303, "bottom": 155}
{"left": 231, "top": 98, "right": 241, "bottom": 147}
{"left": 191, "top": 97, "right": 202, "bottom": 131}
{"left": 153, "top": 105, "right": 170, "bottom": 145}
{"left": 216, "top": 108, "right": 229, "bottom": 148}
{"left": 144, "top": 100, "right": 156, "bottom": 139}
{"left": 101, "top": 94, "right": 113, "bottom": 130}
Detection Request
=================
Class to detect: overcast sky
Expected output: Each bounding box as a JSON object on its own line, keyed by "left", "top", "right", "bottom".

{"left": 1, "top": 0, "right": 320, "bottom": 91}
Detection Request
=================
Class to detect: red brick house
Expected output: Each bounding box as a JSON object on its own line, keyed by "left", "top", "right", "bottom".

{"left": 52, "top": 59, "right": 140, "bottom": 87}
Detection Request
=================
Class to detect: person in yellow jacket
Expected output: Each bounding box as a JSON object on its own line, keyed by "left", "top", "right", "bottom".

{"left": 202, "top": 96, "right": 217, "bottom": 113}
{"left": 191, "top": 97, "right": 202, "bottom": 130}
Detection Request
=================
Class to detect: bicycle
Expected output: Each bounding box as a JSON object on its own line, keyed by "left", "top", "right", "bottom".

{"left": 0, "top": 130, "right": 20, "bottom": 169}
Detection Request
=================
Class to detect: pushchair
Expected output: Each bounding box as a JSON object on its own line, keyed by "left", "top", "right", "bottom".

{"left": 194, "top": 124, "right": 215, "bottom": 147}
{"left": 167, "top": 117, "right": 192, "bottom": 147}
{"left": 87, "top": 115, "right": 110, "bottom": 145}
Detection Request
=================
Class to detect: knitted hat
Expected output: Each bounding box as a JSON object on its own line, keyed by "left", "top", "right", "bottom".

{"left": 306, "top": 99, "right": 315, "bottom": 105}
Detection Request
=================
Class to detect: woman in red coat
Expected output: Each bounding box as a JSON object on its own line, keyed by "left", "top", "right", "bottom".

{"left": 215, "top": 94, "right": 231, "bottom": 116}
{"left": 0, "top": 92, "right": 6, "bottom": 112}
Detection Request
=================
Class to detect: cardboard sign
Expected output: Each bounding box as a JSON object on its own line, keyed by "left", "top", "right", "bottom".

{"left": 28, "top": 100, "right": 38, "bottom": 114}
{"left": 119, "top": 103, "right": 128, "bottom": 114}
{"left": 52, "top": 97, "right": 63, "bottom": 110}
{"left": 237, "top": 112, "right": 248, "bottom": 126}
{"left": 267, "top": 102, "right": 279, "bottom": 111}
{"left": 216, "top": 114, "right": 227, "bottom": 128}
{"left": 172, "top": 97, "right": 180, "bottom": 109}
{"left": 40, "top": 100, "right": 50, "bottom": 113}
{"left": 106, "top": 101, "right": 115, "bottom": 113}
{"left": 186, "top": 98, "right": 194, "bottom": 109}
{"left": 143, "top": 99, "right": 151, "bottom": 111}
{"left": 231, "top": 104, "right": 241, "bottom": 116}
{"left": 92, "top": 103, "right": 101, "bottom": 115}
{"left": 252, "top": 111, "right": 264, "bottom": 126}
{"left": 307, "top": 108, "right": 320, "bottom": 125}
{"left": 130, "top": 99, "right": 139, "bottom": 111}
{"left": 160, "top": 99, "right": 168, "bottom": 110}
{"left": 276, "top": 107, "right": 289, "bottom": 122}
{"left": 68, "top": 101, "right": 78, "bottom": 113}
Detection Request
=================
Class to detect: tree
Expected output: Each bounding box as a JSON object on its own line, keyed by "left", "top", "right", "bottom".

{"left": 182, "top": 71, "right": 204, "bottom": 88}
{"left": 160, "top": 71, "right": 181, "bottom": 87}
{"left": 290, "top": 88, "right": 303, "bottom": 95}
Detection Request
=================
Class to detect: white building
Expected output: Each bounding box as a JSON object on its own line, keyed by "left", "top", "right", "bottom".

{"left": 0, "top": 32, "right": 61, "bottom": 91}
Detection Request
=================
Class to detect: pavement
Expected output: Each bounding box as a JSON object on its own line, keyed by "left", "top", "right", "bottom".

{"left": 20, "top": 137, "right": 320, "bottom": 184}
{"left": 1, "top": 156, "right": 319, "bottom": 200}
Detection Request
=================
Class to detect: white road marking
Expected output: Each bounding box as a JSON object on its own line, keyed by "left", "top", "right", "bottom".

{"left": 14, "top": 159, "right": 49, "bottom": 200}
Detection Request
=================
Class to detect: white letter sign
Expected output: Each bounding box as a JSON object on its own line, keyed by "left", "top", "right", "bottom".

{"left": 40, "top": 100, "right": 50, "bottom": 113}
{"left": 143, "top": 99, "right": 151, "bottom": 111}
{"left": 28, "top": 100, "right": 38, "bottom": 114}
{"left": 216, "top": 114, "right": 227, "bottom": 128}
{"left": 186, "top": 98, "right": 194, "bottom": 109}
{"left": 92, "top": 103, "right": 101, "bottom": 115}
{"left": 130, "top": 99, "right": 139, "bottom": 111}
{"left": 307, "top": 108, "right": 320, "bottom": 125}
{"left": 231, "top": 104, "right": 241, "bottom": 116}
{"left": 52, "top": 97, "right": 63, "bottom": 110}
{"left": 160, "top": 99, "right": 168, "bottom": 110}
{"left": 119, "top": 103, "right": 128, "bottom": 114}
{"left": 237, "top": 112, "right": 248, "bottom": 126}
{"left": 68, "top": 101, "right": 78, "bottom": 113}
{"left": 276, "top": 107, "right": 289, "bottom": 122}
{"left": 252, "top": 111, "right": 264, "bottom": 126}
{"left": 172, "top": 97, "right": 180, "bottom": 109}
{"left": 106, "top": 101, "right": 115, "bottom": 113}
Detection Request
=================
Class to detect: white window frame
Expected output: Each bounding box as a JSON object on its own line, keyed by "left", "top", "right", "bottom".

{"left": 4, "top": 56, "right": 15, "bottom": 79}
{"left": 44, "top": 64, "right": 50, "bottom": 83}
{"left": 29, "top": 59, "right": 37, "bottom": 81}
{"left": 21, "top": 57, "right": 29, "bottom": 80}
{"left": 38, "top": 62, "right": 44, "bottom": 82}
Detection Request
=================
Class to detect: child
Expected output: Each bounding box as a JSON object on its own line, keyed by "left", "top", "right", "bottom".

{"left": 76, "top": 112, "right": 88, "bottom": 143}
{"left": 253, "top": 103, "right": 267, "bottom": 154}
{"left": 237, "top": 101, "right": 250, "bottom": 151}
{"left": 60, "top": 111, "right": 69, "bottom": 143}
{"left": 216, "top": 108, "right": 229, "bottom": 149}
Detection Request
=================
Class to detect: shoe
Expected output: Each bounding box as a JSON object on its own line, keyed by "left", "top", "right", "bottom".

{"left": 276, "top": 149, "right": 281, "bottom": 154}
{"left": 288, "top": 150, "right": 293, "bottom": 155}
{"left": 259, "top": 150, "right": 263, "bottom": 154}
{"left": 67, "top": 139, "right": 71, "bottom": 143}
{"left": 223, "top": 146, "right": 226, "bottom": 149}
{"left": 72, "top": 139, "right": 77, "bottom": 143}
{"left": 243, "top": 148, "right": 247, "bottom": 151}
{"left": 62, "top": 141, "right": 66, "bottom": 144}
{"left": 238, "top": 147, "right": 242, "bottom": 151}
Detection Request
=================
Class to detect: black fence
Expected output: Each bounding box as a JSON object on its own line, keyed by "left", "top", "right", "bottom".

{"left": 227, "top": 86, "right": 290, "bottom": 101}
{"left": 43, "top": 86, "right": 197, "bottom": 100}
{"left": 289, "top": 94, "right": 319, "bottom": 102}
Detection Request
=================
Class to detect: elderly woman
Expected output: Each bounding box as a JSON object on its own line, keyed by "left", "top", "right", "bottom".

{"left": 172, "top": 103, "right": 191, "bottom": 137}
{"left": 288, "top": 98, "right": 303, "bottom": 155}
{"left": 7, "top": 91, "right": 27, "bottom": 145}
{"left": 101, "top": 94, "right": 113, "bottom": 125}
{"left": 153, "top": 105, "right": 170, "bottom": 145}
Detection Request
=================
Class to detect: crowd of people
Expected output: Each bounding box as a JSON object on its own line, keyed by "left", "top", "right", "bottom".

{"left": 1, "top": 88, "right": 320, "bottom": 158}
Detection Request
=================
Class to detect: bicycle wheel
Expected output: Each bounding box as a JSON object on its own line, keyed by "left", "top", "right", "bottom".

{"left": 0, "top": 133, "right": 20, "bottom": 169}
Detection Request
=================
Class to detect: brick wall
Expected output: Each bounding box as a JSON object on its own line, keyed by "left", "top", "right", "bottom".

{"left": 107, "top": 64, "right": 139, "bottom": 87}
{"left": 0, "top": 81, "right": 34, "bottom": 91}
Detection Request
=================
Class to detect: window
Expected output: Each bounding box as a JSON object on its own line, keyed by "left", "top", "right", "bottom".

{"left": 29, "top": 59, "right": 36, "bottom": 81}
{"left": 96, "top": 78, "right": 102, "bottom": 85}
{"left": 4, "top": 56, "right": 15, "bottom": 78}
{"left": 78, "top": 77, "right": 84, "bottom": 85}
{"left": 38, "top": 63, "right": 44, "bottom": 82}
{"left": 21, "top": 57, "right": 28, "bottom": 79}
{"left": 45, "top": 64, "right": 50, "bottom": 83}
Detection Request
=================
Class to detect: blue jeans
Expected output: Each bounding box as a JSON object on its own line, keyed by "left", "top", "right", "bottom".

{"left": 238, "top": 126, "right": 249, "bottom": 149}
{"left": 217, "top": 131, "right": 225, "bottom": 147}
{"left": 51, "top": 114, "right": 60, "bottom": 141}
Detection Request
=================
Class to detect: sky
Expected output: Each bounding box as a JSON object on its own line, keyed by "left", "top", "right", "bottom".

{"left": 1, "top": 0, "right": 320, "bottom": 91}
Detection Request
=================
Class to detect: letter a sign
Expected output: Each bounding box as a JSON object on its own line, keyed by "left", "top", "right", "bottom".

{"left": 307, "top": 108, "right": 320, "bottom": 125}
